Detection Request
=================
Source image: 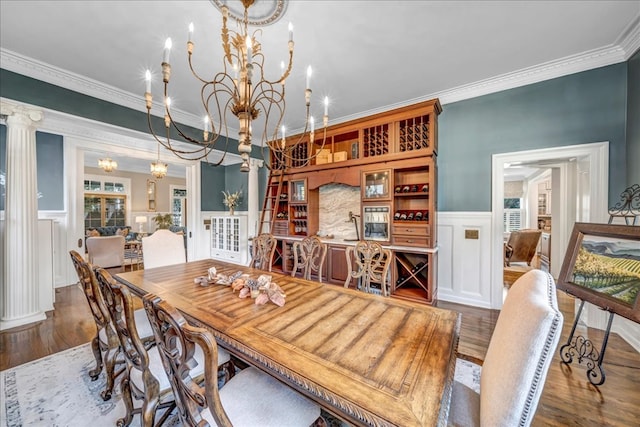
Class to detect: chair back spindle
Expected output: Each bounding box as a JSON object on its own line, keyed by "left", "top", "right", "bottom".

{"left": 252, "top": 233, "right": 277, "bottom": 271}
{"left": 291, "top": 236, "right": 328, "bottom": 282}
{"left": 344, "top": 241, "right": 392, "bottom": 296}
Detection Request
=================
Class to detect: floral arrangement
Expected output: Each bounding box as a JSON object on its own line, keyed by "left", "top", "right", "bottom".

{"left": 222, "top": 189, "right": 242, "bottom": 212}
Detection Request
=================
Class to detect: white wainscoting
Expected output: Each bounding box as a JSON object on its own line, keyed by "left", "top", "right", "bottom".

{"left": 437, "top": 211, "right": 640, "bottom": 352}
{"left": 437, "top": 212, "right": 493, "bottom": 308}
{"left": 39, "top": 211, "right": 72, "bottom": 288}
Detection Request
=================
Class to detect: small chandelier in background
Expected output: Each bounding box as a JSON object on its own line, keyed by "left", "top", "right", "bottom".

{"left": 98, "top": 157, "right": 118, "bottom": 173}
{"left": 150, "top": 144, "right": 168, "bottom": 179}
{"left": 144, "top": 0, "right": 329, "bottom": 172}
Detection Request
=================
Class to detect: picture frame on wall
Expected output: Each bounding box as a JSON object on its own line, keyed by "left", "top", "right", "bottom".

{"left": 557, "top": 223, "right": 640, "bottom": 323}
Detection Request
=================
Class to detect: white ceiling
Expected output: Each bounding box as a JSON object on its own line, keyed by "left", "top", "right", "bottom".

{"left": 1, "top": 1, "right": 639, "bottom": 175}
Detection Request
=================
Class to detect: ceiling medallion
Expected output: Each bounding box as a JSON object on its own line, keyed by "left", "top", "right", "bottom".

{"left": 210, "top": 0, "right": 287, "bottom": 26}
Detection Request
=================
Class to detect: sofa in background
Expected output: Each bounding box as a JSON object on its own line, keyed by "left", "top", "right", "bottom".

{"left": 86, "top": 226, "right": 135, "bottom": 241}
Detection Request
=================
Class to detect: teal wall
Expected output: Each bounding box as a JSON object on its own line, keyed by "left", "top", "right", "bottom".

{"left": 438, "top": 63, "right": 628, "bottom": 211}
{"left": 1, "top": 60, "right": 636, "bottom": 212}
{"left": 200, "top": 161, "right": 228, "bottom": 211}
{"left": 627, "top": 50, "right": 640, "bottom": 187}
{"left": 200, "top": 162, "right": 259, "bottom": 212}
{"left": 0, "top": 126, "right": 64, "bottom": 211}
{"left": 0, "top": 69, "right": 202, "bottom": 142}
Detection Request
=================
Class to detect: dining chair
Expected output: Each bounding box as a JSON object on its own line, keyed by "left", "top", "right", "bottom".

{"left": 344, "top": 240, "right": 392, "bottom": 296}
{"left": 504, "top": 229, "right": 542, "bottom": 266}
{"left": 143, "top": 293, "right": 322, "bottom": 427}
{"left": 69, "top": 250, "right": 123, "bottom": 401}
{"left": 86, "top": 235, "right": 125, "bottom": 272}
{"left": 291, "top": 236, "right": 328, "bottom": 282}
{"left": 95, "top": 267, "right": 179, "bottom": 426}
{"left": 142, "top": 229, "right": 186, "bottom": 269}
{"left": 251, "top": 233, "right": 277, "bottom": 271}
{"left": 449, "top": 269, "right": 563, "bottom": 427}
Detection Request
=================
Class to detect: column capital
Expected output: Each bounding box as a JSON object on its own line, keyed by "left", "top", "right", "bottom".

{"left": 1, "top": 101, "right": 43, "bottom": 125}
{"left": 249, "top": 158, "right": 264, "bottom": 169}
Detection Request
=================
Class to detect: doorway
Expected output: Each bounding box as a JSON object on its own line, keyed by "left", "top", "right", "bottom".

{"left": 491, "top": 142, "right": 609, "bottom": 309}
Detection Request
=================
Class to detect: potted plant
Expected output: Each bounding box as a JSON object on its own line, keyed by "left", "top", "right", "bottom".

{"left": 152, "top": 213, "right": 173, "bottom": 229}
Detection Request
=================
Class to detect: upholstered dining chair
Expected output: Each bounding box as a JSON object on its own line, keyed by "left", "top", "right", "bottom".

{"left": 94, "top": 267, "right": 178, "bottom": 426}
{"left": 251, "top": 233, "right": 277, "bottom": 271}
{"left": 449, "top": 270, "right": 563, "bottom": 427}
{"left": 344, "top": 240, "right": 392, "bottom": 296}
{"left": 143, "top": 293, "right": 322, "bottom": 427}
{"left": 69, "top": 250, "right": 123, "bottom": 400}
{"left": 291, "top": 236, "right": 328, "bottom": 282}
{"left": 142, "top": 229, "right": 186, "bottom": 269}
{"left": 86, "top": 235, "right": 125, "bottom": 272}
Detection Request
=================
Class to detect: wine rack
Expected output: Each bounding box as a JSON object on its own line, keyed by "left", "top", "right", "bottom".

{"left": 392, "top": 252, "right": 432, "bottom": 303}
{"left": 271, "top": 149, "right": 286, "bottom": 170}
{"left": 399, "top": 115, "right": 430, "bottom": 152}
{"left": 363, "top": 124, "right": 389, "bottom": 158}
{"left": 291, "top": 142, "right": 309, "bottom": 168}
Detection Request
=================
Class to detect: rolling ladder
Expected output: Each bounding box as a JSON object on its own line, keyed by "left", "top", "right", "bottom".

{"left": 258, "top": 171, "right": 286, "bottom": 236}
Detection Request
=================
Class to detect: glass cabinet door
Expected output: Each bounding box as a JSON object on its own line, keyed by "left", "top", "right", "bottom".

{"left": 290, "top": 179, "right": 307, "bottom": 203}
{"left": 362, "top": 170, "right": 390, "bottom": 200}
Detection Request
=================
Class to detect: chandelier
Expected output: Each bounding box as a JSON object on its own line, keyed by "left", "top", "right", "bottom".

{"left": 150, "top": 144, "right": 168, "bottom": 179}
{"left": 144, "top": 0, "right": 329, "bottom": 172}
{"left": 98, "top": 157, "right": 118, "bottom": 173}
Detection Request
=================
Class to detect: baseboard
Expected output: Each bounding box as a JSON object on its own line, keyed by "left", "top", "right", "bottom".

{"left": 614, "top": 318, "right": 640, "bottom": 353}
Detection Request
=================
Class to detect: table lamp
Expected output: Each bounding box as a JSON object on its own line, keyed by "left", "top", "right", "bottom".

{"left": 135, "top": 216, "right": 148, "bottom": 234}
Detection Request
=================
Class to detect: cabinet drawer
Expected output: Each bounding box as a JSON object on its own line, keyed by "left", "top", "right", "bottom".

{"left": 393, "top": 235, "right": 431, "bottom": 247}
{"left": 392, "top": 225, "right": 430, "bottom": 236}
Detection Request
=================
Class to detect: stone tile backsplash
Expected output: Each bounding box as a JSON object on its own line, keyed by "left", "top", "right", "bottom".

{"left": 318, "top": 184, "right": 361, "bottom": 240}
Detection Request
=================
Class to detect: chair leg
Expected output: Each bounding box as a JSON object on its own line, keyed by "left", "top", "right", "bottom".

{"left": 222, "top": 359, "right": 236, "bottom": 383}
{"left": 117, "top": 375, "right": 135, "bottom": 427}
{"left": 141, "top": 382, "right": 160, "bottom": 427}
{"left": 89, "top": 335, "right": 103, "bottom": 380}
{"left": 101, "top": 346, "right": 120, "bottom": 401}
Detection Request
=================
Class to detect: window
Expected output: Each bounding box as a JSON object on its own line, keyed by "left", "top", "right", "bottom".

{"left": 171, "top": 186, "right": 187, "bottom": 226}
{"left": 104, "top": 181, "right": 125, "bottom": 193}
{"left": 504, "top": 197, "right": 524, "bottom": 232}
{"left": 84, "top": 194, "right": 127, "bottom": 228}
{"left": 83, "top": 175, "right": 130, "bottom": 229}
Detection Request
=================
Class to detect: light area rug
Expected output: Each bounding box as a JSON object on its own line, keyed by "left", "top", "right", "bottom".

{"left": 1, "top": 343, "right": 480, "bottom": 426}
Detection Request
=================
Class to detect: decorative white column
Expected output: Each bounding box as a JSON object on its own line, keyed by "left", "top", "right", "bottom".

{"left": 247, "top": 158, "right": 263, "bottom": 238}
{"left": 1, "top": 102, "right": 45, "bottom": 330}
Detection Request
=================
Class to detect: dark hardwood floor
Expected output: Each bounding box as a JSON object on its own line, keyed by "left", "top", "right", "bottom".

{"left": 1, "top": 282, "right": 639, "bottom": 426}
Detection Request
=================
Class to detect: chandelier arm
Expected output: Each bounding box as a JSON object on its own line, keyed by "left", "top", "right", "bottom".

{"left": 149, "top": 107, "right": 220, "bottom": 160}
{"left": 202, "top": 79, "right": 235, "bottom": 142}
{"left": 187, "top": 52, "right": 213, "bottom": 85}
{"left": 162, "top": 87, "right": 219, "bottom": 150}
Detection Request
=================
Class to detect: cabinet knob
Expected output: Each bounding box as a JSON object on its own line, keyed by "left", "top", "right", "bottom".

{"left": 407, "top": 239, "right": 413, "bottom": 243}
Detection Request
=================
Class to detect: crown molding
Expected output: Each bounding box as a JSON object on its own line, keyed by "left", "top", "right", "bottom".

{"left": 0, "top": 49, "right": 201, "bottom": 129}
{"left": 617, "top": 14, "right": 640, "bottom": 60}
{"left": 303, "top": 16, "right": 640, "bottom": 130}
{"left": 2, "top": 13, "right": 639, "bottom": 132}
{"left": 0, "top": 97, "right": 241, "bottom": 177}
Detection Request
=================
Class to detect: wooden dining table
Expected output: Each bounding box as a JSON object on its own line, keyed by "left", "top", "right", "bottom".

{"left": 115, "top": 259, "right": 461, "bottom": 427}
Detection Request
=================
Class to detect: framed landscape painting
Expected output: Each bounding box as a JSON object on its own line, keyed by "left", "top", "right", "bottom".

{"left": 558, "top": 223, "right": 640, "bottom": 323}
